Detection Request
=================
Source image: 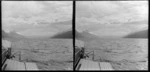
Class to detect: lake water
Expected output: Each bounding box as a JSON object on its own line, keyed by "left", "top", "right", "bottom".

{"left": 11, "top": 39, "right": 73, "bottom": 70}
{"left": 83, "top": 38, "right": 148, "bottom": 70}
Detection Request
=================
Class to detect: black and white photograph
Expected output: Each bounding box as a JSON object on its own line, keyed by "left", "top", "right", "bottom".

{"left": 1, "top": 0, "right": 149, "bottom": 71}
{"left": 75, "top": 1, "right": 148, "bottom": 70}
{"left": 2, "top": 1, "right": 73, "bottom": 70}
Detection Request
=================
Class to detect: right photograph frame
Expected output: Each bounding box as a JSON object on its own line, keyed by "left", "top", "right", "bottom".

{"left": 75, "top": 0, "right": 148, "bottom": 71}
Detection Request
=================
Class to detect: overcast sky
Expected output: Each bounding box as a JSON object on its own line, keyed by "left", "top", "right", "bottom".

{"left": 2, "top": 1, "right": 72, "bottom": 37}
{"left": 76, "top": 1, "right": 148, "bottom": 37}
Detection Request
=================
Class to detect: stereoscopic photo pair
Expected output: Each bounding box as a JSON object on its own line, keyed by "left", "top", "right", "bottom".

{"left": 2, "top": 0, "right": 148, "bottom": 71}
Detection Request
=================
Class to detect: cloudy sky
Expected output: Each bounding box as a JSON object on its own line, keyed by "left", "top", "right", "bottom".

{"left": 2, "top": 1, "right": 72, "bottom": 37}
{"left": 76, "top": 1, "right": 148, "bottom": 37}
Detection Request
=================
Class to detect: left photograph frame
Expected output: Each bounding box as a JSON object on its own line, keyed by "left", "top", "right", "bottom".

{"left": 1, "top": 0, "right": 73, "bottom": 71}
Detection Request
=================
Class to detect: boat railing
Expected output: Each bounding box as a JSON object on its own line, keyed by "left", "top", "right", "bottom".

{"left": 2, "top": 47, "right": 12, "bottom": 67}
{"left": 74, "top": 47, "right": 84, "bottom": 68}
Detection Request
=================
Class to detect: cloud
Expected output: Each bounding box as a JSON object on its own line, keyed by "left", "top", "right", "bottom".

{"left": 76, "top": 1, "right": 148, "bottom": 37}
{"left": 76, "top": 1, "right": 148, "bottom": 25}
{"left": 76, "top": 1, "right": 119, "bottom": 18}
{"left": 2, "top": 1, "right": 72, "bottom": 36}
{"left": 2, "top": 1, "right": 44, "bottom": 18}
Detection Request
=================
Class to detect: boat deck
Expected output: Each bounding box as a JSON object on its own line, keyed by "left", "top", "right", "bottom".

{"left": 2, "top": 59, "right": 39, "bottom": 70}
{"left": 76, "top": 59, "right": 114, "bottom": 70}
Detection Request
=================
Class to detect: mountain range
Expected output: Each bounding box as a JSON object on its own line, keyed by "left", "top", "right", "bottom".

{"left": 2, "top": 30, "right": 26, "bottom": 41}
{"left": 124, "top": 30, "right": 148, "bottom": 38}
{"left": 51, "top": 29, "right": 99, "bottom": 41}
{"left": 2, "top": 28, "right": 147, "bottom": 42}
